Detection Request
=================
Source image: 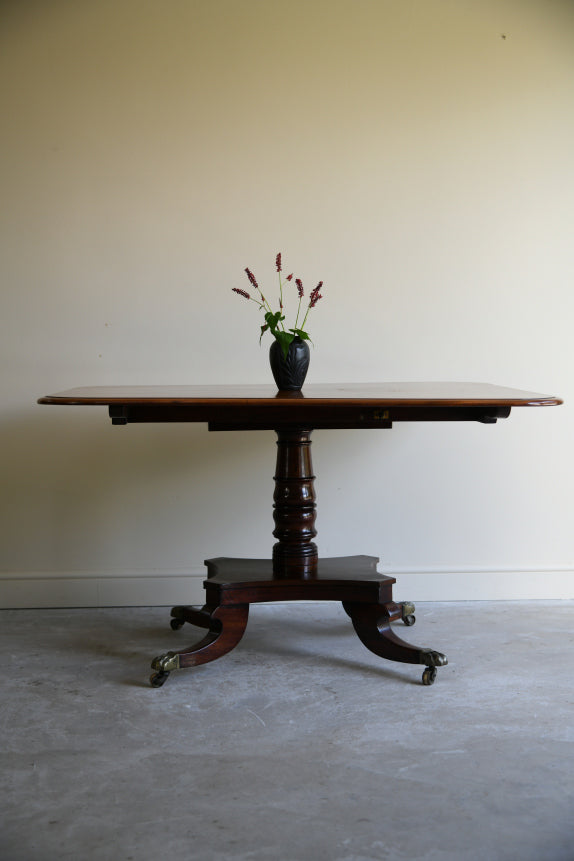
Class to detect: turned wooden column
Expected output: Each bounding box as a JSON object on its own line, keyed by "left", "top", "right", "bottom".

{"left": 272, "top": 427, "right": 318, "bottom": 577}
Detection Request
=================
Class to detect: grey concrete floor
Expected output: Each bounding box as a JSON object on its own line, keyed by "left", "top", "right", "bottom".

{"left": 1, "top": 601, "right": 573, "bottom": 861}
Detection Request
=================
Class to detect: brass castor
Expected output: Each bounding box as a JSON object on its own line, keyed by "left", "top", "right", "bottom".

{"left": 150, "top": 671, "right": 170, "bottom": 688}
{"left": 170, "top": 618, "right": 185, "bottom": 631}
{"left": 422, "top": 666, "right": 437, "bottom": 686}
{"left": 400, "top": 601, "right": 416, "bottom": 626}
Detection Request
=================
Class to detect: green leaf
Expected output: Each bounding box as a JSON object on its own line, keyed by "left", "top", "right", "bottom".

{"left": 289, "top": 328, "right": 310, "bottom": 341}
{"left": 275, "top": 331, "right": 295, "bottom": 359}
{"left": 264, "top": 311, "right": 284, "bottom": 337}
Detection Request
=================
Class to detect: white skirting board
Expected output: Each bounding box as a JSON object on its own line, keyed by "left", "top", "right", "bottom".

{"left": 0, "top": 567, "right": 572, "bottom": 608}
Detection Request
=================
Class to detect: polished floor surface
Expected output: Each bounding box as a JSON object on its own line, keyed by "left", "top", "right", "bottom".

{"left": 1, "top": 601, "right": 573, "bottom": 861}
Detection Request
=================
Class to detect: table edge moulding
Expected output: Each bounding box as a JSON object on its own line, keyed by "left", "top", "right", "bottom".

{"left": 38, "top": 382, "right": 562, "bottom": 688}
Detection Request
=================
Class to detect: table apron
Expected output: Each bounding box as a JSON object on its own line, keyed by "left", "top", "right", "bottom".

{"left": 108, "top": 404, "right": 512, "bottom": 428}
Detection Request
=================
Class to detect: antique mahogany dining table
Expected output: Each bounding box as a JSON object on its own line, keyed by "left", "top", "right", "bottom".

{"left": 38, "top": 382, "right": 561, "bottom": 687}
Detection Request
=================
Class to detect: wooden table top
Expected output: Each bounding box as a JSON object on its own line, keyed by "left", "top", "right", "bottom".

{"left": 38, "top": 383, "right": 561, "bottom": 429}
{"left": 38, "top": 383, "right": 561, "bottom": 407}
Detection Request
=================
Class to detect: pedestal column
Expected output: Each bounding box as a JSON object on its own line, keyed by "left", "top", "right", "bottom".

{"left": 272, "top": 428, "right": 318, "bottom": 577}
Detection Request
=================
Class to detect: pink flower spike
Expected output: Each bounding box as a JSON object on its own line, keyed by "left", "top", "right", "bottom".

{"left": 275, "top": 253, "right": 282, "bottom": 272}
{"left": 232, "top": 287, "right": 251, "bottom": 299}
{"left": 245, "top": 267, "right": 259, "bottom": 289}
{"left": 309, "top": 282, "right": 323, "bottom": 305}
{"left": 309, "top": 282, "right": 323, "bottom": 308}
{"left": 295, "top": 278, "right": 304, "bottom": 298}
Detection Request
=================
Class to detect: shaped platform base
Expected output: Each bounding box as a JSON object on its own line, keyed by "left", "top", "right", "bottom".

{"left": 149, "top": 556, "right": 447, "bottom": 688}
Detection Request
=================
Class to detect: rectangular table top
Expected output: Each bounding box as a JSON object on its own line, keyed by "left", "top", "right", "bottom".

{"left": 38, "top": 382, "right": 561, "bottom": 407}
{"left": 38, "top": 383, "right": 561, "bottom": 429}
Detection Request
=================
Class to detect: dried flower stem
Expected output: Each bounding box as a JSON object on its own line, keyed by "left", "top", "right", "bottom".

{"left": 276, "top": 253, "right": 284, "bottom": 313}
{"left": 232, "top": 287, "right": 265, "bottom": 310}
{"left": 294, "top": 279, "right": 304, "bottom": 330}
{"left": 300, "top": 282, "right": 323, "bottom": 331}
{"left": 245, "top": 267, "right": 273, "bottom": 316}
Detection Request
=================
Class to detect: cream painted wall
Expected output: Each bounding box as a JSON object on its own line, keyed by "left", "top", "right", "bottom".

{"left": 1, "top": 0, "right": 572, "bottom": 606}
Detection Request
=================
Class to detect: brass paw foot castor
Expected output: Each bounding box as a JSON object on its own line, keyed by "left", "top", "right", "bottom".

{"left": 420, "top": 649, "right": 448, "bottom": 685}
{"left": 149, "top": 651, "right": 180, "bottom": 688}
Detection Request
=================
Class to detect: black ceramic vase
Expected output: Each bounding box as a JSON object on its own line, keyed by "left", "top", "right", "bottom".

{"left": 269, "top": 337, "right": 310, "bottom": 391}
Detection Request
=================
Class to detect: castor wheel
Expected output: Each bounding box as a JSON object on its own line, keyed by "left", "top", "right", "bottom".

{"left": 170, "top": 618, "right": 185, "bottom": 631}
{"left": 150, "top": 671, "right": 170, "bottom": 688}
{"left": 399, "top": 602, "right": 416, "bottom": 626}
{"left": 422, "top": 666, "right": 437, "bottom": 686}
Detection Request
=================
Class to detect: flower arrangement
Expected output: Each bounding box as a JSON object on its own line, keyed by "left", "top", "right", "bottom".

{"left": 232, "top": 253, "right": 324, "bottom": 359}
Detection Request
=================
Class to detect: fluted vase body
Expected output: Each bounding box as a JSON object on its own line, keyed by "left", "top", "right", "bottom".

{"left": 269, "top": 337, "right": 310, "bottom": 391}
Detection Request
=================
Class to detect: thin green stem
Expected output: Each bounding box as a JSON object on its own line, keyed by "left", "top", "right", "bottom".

{"left": 277, "top": 272, "right": 286, "bottom": 330}
{"left": 300, "top": 302, "right": 311, "bottom": 331}
{"left": 294, "top": 295, "right": 303, "bottom": 330}
{"left": 255, "top": 287, "right": 273, "bottom": 315}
